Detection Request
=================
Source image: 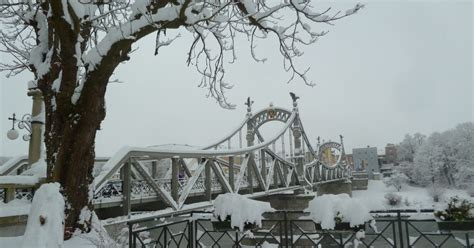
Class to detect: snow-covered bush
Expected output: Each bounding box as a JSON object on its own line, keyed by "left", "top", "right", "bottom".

{"left": 427, "top": 184, "right": 445, "bottom": 202}
{"left": 404, "top": 197, "right": 411, "bottom": 207}
{"left": 384, "top": 193, "right": 402, "bottom": 206}
{"left": 305, "top": 194, "right": 372, "bottom": 230}
{"left": 434, "top": 196, "right": 474, "bottom": 221}
{"left": 213, "top": 193, "right": 275, "bottom": 231}
{"left": 383, "top": 171, "right": 409, "bottom": 191}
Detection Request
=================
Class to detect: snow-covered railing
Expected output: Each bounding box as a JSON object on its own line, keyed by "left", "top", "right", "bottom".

{"left": 0, "top": 156, "right": 28, "bottom": 176}
{"left": 127, "top": 209, "right": 473, "bottom": 248}
{"left": 0, "top": 176, "right": 41, "bottom": 203}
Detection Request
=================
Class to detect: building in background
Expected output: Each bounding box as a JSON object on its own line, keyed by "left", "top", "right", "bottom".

{"left": 345, "top": 154, "right": 354, "bottom": 169}
{"left": 385, "top": 143, "right": 397, "bottom": 164}
{"left": 352, "top": 146, "right": 379, "bottom": 179}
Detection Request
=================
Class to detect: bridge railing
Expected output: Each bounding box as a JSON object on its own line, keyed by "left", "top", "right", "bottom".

{"left": 127, "top": 209, "right": 474, "bottom": 248}
{"left": 0, "top": 175, "right": 44, "bottom": 204}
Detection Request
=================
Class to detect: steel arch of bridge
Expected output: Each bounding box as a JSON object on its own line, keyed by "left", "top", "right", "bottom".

{"left": 92, "top": 99, "right": 350, "bottom": 214}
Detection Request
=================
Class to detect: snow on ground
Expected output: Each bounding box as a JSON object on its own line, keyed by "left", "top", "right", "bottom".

{"left": 352, "top": 180, "right": 474, "bottom": 211}
{"left": 0, "top": 198, "right": 31, "bottom": 217}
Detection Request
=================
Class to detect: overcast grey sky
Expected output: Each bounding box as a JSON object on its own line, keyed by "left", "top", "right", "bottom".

{"left": 1, "top": 1, "right": 472, "bottom": 157}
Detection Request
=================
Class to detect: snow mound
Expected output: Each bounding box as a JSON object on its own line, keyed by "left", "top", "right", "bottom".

{"left": 22, "top": 183, "right": 65, "bottom": 248}
{"left": 213, "top": 193, "right": 275, "bottom": 231}
{"left": 305, "top": 194, "right": 372, "bottom": 230}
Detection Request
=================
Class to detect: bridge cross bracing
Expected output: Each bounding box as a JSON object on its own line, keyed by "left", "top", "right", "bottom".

{"left": 91, "top": 99, "right": 350, "bottom": 215}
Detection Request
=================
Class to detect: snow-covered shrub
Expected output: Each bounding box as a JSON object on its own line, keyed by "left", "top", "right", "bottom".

{"left": 384, "top": 193, "right": 402, "bottom": 206}
{"left": 404, "top": 197, "right": 411, "bottom": 207}
{"left": 213, "top": 193, "right": 275, "bottom": 231}
{"left": 383, "top": 171, "right": 409, "bottom": 191}
{"left": 427, "top": 184, "right": 445, "bottom": 202}
{"left": 305, "top": 194, "right": 372, "bottom": 230}
{"left": 434, "top": 196, "right": 474, "bottom": 221}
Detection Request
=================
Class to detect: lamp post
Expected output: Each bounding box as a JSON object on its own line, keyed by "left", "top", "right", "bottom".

{"left": 7, "top": 113, "right": 32, "bottom": 141}
{"left": 6, "top": 87, "right": 44, "bottom": 166}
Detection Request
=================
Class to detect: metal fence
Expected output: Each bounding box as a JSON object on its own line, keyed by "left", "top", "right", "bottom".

{"left": 127, "top": 210, "right": 474, "bottom": 248}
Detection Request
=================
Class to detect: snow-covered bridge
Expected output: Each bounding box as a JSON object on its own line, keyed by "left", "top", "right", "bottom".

{"left": 1, "top": 97, "right": 351, "bottom": 218}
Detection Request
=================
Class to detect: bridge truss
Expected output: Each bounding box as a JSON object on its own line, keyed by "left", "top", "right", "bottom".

{"left": 92, "top": 98, "right": 350, "bottom": 214}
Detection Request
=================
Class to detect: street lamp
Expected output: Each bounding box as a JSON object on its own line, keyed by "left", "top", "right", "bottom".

{"left": 5, "top": 86, "right": 43, "bottom": 166}
{"left": 7, "top": 113, "right": 32, "bottom": 141}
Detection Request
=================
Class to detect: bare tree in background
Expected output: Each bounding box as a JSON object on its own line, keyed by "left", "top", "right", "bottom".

{"left": 0, "top": 0, "right": 363, "bottom": 238}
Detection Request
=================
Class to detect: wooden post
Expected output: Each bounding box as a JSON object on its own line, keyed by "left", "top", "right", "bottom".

{"left": 229, "top": 156, "right": 234, "bottom": 191}
{"left": 5, "top": 186, "right": 16, "bottom": 203}
{"left": 205, "top": 159, "right": 212, "bottom": 200}
{"left": 122, "top": 161, "right": 131, "bottom": 216}
{"left": 171, "top": 157, "right": 179, "bottom": 202}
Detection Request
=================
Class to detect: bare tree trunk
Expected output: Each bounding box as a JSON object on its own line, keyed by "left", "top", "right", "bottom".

{"left": 38, "top": 32, "right": 132, "bottom": 238}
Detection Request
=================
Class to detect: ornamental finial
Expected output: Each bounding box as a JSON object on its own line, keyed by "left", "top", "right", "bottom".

{"left": 289, "top": 92, "right": 300, "bottom": 103}
{"left": 245, "top": 97, "right": 254, "bottom": 113}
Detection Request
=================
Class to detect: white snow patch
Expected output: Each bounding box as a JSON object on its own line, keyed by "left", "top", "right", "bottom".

{"left": 22, "top": 183, "right": 65, "bottom": 248}
{"left": 352, "top": 180, "right": 474, "bottom": 211}
{"left": 0, "top": 198, "right": 31, "bottom": 217}
{"left": 213, "top": 193, "right": 275, "bottom": 231}
{"left": 305, "top": 194, "right": 372, "bottom": 230}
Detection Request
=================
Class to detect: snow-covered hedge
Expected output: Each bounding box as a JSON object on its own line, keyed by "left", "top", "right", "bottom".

{"left": 213, "top": 193, "right": 275, "bottom": 231}
{"left": 305, "top": 194, "right": 372, "bottom": 230}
